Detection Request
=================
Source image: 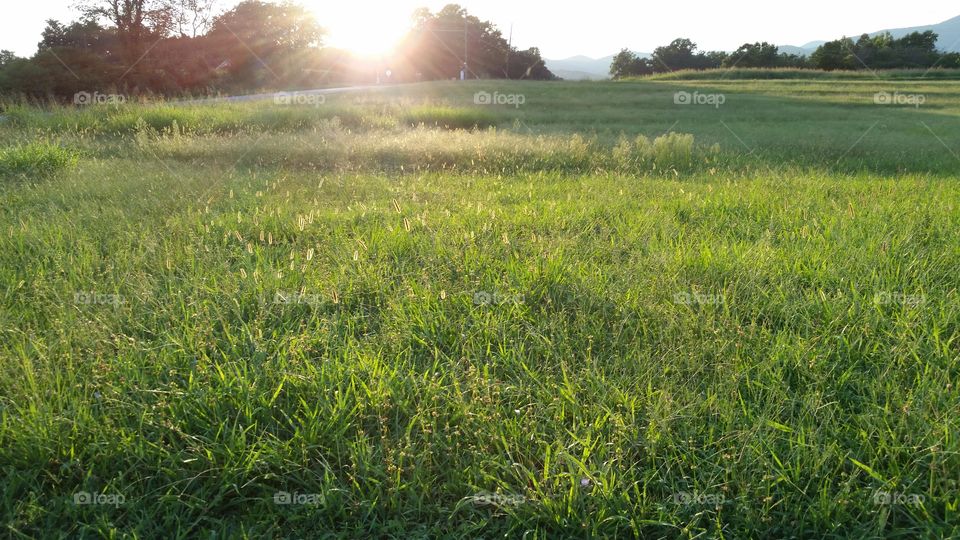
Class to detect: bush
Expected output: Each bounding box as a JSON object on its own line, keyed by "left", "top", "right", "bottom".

{"left": 0, "top": 142, "right": 79, "bottom": 178}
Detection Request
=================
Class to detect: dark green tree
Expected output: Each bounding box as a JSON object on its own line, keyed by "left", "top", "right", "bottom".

{"left": 75, "top": 0, "right": 170, "bottom": 62}
{"left": 650, "top": 38, "right": 722, "bottom": 72}
{"left": 39, "top": 19, "right": 115, "bottom": 56}
{"left": 0, "top": 50, "right": 18, "bottom": 69}
{"left": 810, "top": 38, "right": 854, "bottom": 70}
{"left": 609, "top": 48, "right": 651, "bottom": 78}
{"left": 724, "top": 42, "right": 779, "bottom": 68}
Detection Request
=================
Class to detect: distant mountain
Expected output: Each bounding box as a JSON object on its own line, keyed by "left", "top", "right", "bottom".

{"left": 777, "top": 45, "right": 815, "bottom": 56}
{"left": 779, "top": 14, "right": 960, "bottom": 56}
{"left": 544, "top": 55, "right": 615, "bottom": 80}
{"left": 545, "top": 53, "right": 650, "bottom": 80}
{"left": 550, "top": 69, "right": 608, "bottom": 81}
{"left": 872, "top": 14, "right": 960, "bottom": 51}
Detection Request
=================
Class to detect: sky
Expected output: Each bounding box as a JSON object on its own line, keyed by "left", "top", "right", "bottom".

{"left": 2, "top": 0, "right": 958, "bottom": 59}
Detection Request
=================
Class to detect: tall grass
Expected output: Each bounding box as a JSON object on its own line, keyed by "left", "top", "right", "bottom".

{"left": 142, "top": 127, "right": 717, "bottom": 174}
{"left": 0, "top": 141, "right": 78, "bottom": 177}
{"left": 1, "top": 79, "right": 959, "bottom": 537}
{"left": 400, "top": 105, "right": 498, "bottom": 129}
{"left": 0, "top": 102, "right": 378, "bottom": 135}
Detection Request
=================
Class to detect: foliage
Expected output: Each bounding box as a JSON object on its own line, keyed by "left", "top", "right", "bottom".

{"left": 613, "top": 30, "right": 956, "bottom": 77}
{"left": 394, "top": 4, "right": 556, "bottom": 81}
{"left": 203, "top": 0, "right": 326, "bottom": 89}
{"left": 609, "top": 49, "right": 652, "bottom": 79}
{"left": 650, "top": 38, "right": 724, "bottom": 72}
{"left": 811, "top": 31, "right": 942, "bottom": 70}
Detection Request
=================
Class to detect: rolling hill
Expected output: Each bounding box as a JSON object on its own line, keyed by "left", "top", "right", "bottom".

{"left": 545, "top": 53, "right": 650, "bottom": 80}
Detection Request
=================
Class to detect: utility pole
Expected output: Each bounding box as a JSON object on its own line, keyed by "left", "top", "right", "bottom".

{"left": 431, "top": 20, "right": 470, "bottom": 79}
{"left": 506, "top": 23, "right": 513, "bottom": 78}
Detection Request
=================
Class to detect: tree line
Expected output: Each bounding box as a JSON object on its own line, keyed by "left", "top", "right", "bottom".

{"left": 610, "top": 32, "right": 960, "bottom": 78}
{"left": 0, "top": 1, "right": 556, "bottom": 100}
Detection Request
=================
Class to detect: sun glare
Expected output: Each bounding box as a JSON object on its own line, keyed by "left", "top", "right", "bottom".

{"left": 309, "top": 3, "right": 411, "bottom": 57}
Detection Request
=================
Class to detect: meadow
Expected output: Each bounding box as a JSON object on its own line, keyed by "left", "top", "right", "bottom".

{"left": 1, "top": 77, "right": 959, "bottom": 538}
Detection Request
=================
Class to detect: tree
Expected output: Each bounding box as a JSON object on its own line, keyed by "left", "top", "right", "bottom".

{"left": 811, "top": 38, "right": 854, "bottom": 70}
{"left": 0, "top": 47, "right": 119, "bottom": 98}
{"left": 724, "top": 42, "right": 779, "bottom": 68}
{"left": 395, "top": 4, "right": 555, "bottom": 81}
{"left": 0, "top": 50, "right": 19, "bottom": 69}
{"left": 700, "top": 51, "right": 726, "bottom": 69}
{"left": 397, "top": 4, "right": 503, "bottom": 80}
{"left": 811, "top": 31, "right": 940, "bottom": 71}
{"left": 38, "top": 18, "right": 114, "bottom": 57}
{"left": 894, "top": 31, "right": 939, "bottom": 68}
{"left": 507, "top": 47, "right": 556, "bottom": 80}
{"left": 651, "top": 38, "right": 697, "bottom": 71}
{"left": 209, "top": 1, "right": 323, "bottom": 51}
{"left": 649, "top": 38, "right": 721, "bottom": 72}
{"left": 163, "top": 0, "right": 220, "bottom": 38}
{"left": 776, "top": 53, "right": 811, "bottom": 68}
{"left": 609, "top": 48, "right": 651, "bottom": 79}
{"left": 940, "top": 52, "right": 960, "bottom": 69}
{"left": 75, "top": 0, "right": 170, "bottom": 62}
{"left": 206, "top": 1, "right": 325, "bottom": 88}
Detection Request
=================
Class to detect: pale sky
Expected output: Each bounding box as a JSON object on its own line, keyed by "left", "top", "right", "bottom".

{"left": 2, "top": 0, "right": 958, "bottom": 59}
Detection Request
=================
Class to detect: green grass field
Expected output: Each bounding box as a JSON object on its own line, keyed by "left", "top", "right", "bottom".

{"left": 2, "top": 79, "right": 959, "bottom": 538}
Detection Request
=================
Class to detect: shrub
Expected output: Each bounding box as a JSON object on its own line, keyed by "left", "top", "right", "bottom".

{"left": 0, "top": 142, "right": 79, "bottom": 178}
{"left": 651, "top": 132, "right": 695, "bottom": 167}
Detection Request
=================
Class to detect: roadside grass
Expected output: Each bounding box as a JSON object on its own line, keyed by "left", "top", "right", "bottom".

{"left": 1, "top": 79, "right": 959, "bottom": 537}
{"left": 0, "top": 102, "right": 379, "bottom": 135}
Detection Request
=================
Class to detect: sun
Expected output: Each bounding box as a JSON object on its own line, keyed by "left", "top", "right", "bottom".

{"left": 307, "top": 2, "right": 411, "bottom": 57}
